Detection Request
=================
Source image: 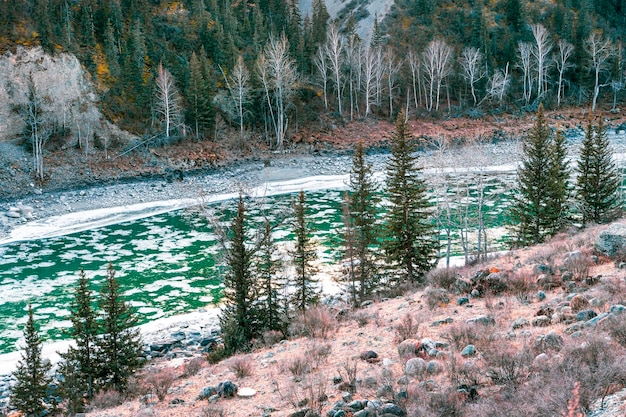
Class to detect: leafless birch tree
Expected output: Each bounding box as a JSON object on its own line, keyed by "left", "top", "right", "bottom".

{"left": 586, "top": 32, "right": 613, "bottom": 112}
{"left": 517, "top": 42, "right": 533, "bottom": 105}
{"left": 220, "top": 55, "right": 250, "bottom": 148}
{"left": 554, "top": 39, "right": 575, "bottom": 107}
{"left": 384, "top": 50, "right": 400, "bottom": 118}
{"left": 483, "top": 63, "right": 510, "bottom": 104}
{"left": 154, "top": 62, "right": 182, "bottom": 139}
{"left": 345, "top": 35, "right": 361, "bottom": 120}
{"left": 22, "top": 76, "right": 51, "bottom": 182}
{"left": 460, "top": 47, "right": 485, "bottom": 106}
{"left": 422, "top": 39, "right": 452, "bottom": 112}
{"left": 530, "top": 24, "right": 552, "bottom": 100}
{"left": 313, "top": 46, "right": 329, "bottom": 110}
{"left": 257, "top": 35, "right": 298, "bottom": 150}
{"left": 362, "top": 46, "right": 379, "bottom": 117}
{"left": 407, "top": 49, "right": 423, "bottom": 110}
{"left": 325, "top": 24, "right": 344, "bottom": 117}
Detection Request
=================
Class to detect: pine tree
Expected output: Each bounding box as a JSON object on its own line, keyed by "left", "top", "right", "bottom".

{"left": 291, "top": 191, "right": 320, "bottom": 311}
{"left": 576, "top": 117, "right": 621, "bottom": 224}
{"left": 11, "top": 304, "right": 52, "bottom": 417}
{"left": 383, "top": 109, "right": 437, "bottom": 285}
{"left": 60, "top": 269, "right": 98, "bottom": 401}
{"left": 96, "top": 263, "right": 143, "bottom": 393}
{"left": 255, "top": 219, "right": 286, "bottom": 334}
{"left": 346, "top": 141, "right": 380, "bottom": 304}
{"left": 509, "top": 104, "right": 557, "bottom": 245}
{"left": 546, "top": 129, "right": 571, "bottom": 235}
{"left": 187, "top": 51, "right": 213, "bottom": 140}
{"left": 219, "top": 195, "right": 259, "bottom": 354}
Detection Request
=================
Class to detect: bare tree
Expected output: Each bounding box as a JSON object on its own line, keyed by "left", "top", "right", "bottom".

{"left": 154, "top": 62, "right": 182, "bottom": 139}
{"left": 610, "top": 41, "right": 623, "bottom": 111}
{"left": 530, "top": 24, "right": 553, "bottom": 100}
{"left": 483, "top": 63, "right": 510, "bottom": 104}
{"left": 344, "top": 35, "right": 361, "bottom": 120}
{"left": 517, "top": 42, "right": 533, "bottom": 105}
{"left": 460, "top": 47, "right": 485, "bottom": 106}
{"left": 422, "top": 39, "right": 452, "bottom": 112}
{"left": 384, "top": 50, "right": 400, "bottom": 118}
{"left": 313, "top": 46, "right": 329, "bottom": 110}
{"left": 362, "top": 46, "right": 380, "bottom": 117}
{"left": 585, "top": 32, "right": 613, "bottom": 111}
{"left": 407, "top": 49, "right": 423, "bottom": 110}
{"left": 257, "top": 35, "right": 298, "bottom": 150}
{"left": 554, "top": 39, "right": 575, "bottom": 107}
{"left": 220, "top": 55, "right": 250, "bottom": 148}
{"left": 22, "top": 75, "right": 51, "bottom": 182}
{"left": 325, "top": 24, "right": 344, "bottom": 117}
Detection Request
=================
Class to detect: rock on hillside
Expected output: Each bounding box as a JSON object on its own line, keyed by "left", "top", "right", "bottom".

{"left": 0, "top": 46, "right": 130, "bottom": 146}
{"left": 299, "top": 0, "right": 394, "bottom": 41}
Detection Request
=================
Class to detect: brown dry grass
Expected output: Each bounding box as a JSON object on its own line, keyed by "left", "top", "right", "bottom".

{"left": 84, "top": 221, "right": 626, "bottom": 417}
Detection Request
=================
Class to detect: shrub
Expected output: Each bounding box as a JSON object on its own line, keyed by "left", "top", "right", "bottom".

{"left": 289, "top": 305, "right": 336, "bottom": 339}
{"left": 394, "top": 313, "right": 420, "bottom": 343}
{"left": 286, "top": 355, "right": 311, "bottom": 379}
{"left": 483, "top": 346, "right": 532, "bottom": 387}
{"left": 351, "top": 310, "right": 379, "bottom": 327}
{"left": 507, "top": 270, "right": 534, "bottom": 303}
{"left": 262, "top": 330, "right": 284, "bottom": 347}
{"left": 228, "top": 355, "right": 254, "bottom": 378}
{"left": 425, "top": 287, "right": 450, "bottom": 310}
{"left": 443, "top": 323, "right": 497, "bottom": 352}
{"left": 568, "top": 256, "right": 590, "bottom": 281}
{"left": 144, "top": 367, "right": 177, "bottom": 402}
{"left": 306, "top": 342, "right": 332, "bottom": 368}
{"left": 606, "top": 313, "right": 626, "bottom": 347}
{"left": 182, "top": 357, "right": 204, "bottom": 377}
{"left": 91, "top": 389, "right": 124, "bottom": 409}
{"left": 206, "top": 345, "right": 228, "bottom": 364}
{"left": 427, "top": 267, "right": 459, "bottom": 290}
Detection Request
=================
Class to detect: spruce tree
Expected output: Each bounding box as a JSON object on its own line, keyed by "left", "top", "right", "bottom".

{"left": 291, "top": 191, "right": 320, "bottom": 310}
{"left": 576, "top": 117, "right": 621, "bottom": 224}
{"left": 219, "top": 195, "right": 259, "bottom": 354}
{"left": 96, "top": 263, "right": 143, "bottom": 393}
{"left": 60, "top": 269, "right": 98, "bottom": 400}
{"left": 546, "top": 129, "right": 571, "bottom": 235}
{"left": 255, "top": 219, "right": 286, "bottom": 334}
{"left": 383, "top": 109, "right": 437, "bottom": 285}
{"left": 11, "top": 304, "right": 52, "bottom": 417}
{"left": 346, "top": 141, "right": 380, "bottom": 304}
{"left": 510, "top": 104, "right": 559, "bottom": 245}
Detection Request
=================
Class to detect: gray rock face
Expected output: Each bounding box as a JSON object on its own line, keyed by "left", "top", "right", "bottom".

{"left": 461, "top": 345, "right": 476, "bottom": 357}
{"left": 512, "top": 317, "right": 530, "bottom": 330}
{"left": 532, "top": 315, "right": 551, "bottom": 327}
{"left": 595, "top": 223, "right": 626, "bottom": 257}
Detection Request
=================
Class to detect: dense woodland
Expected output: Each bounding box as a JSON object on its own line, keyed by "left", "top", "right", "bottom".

{"left": 0, "top": 0, "right": 625, "bottom": 150}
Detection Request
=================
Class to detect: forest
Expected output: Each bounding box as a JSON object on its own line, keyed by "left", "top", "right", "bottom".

{"left": 0, "top": 0, "right": 625, "bottom": 151}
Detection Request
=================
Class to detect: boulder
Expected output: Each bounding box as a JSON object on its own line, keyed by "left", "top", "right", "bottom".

{"left": 467, "top": 315, "right": 495, "bottom": 326}
{"left": 595, "top": 223, "right": 626, "bottom": 257}
{"left": 535, "top": 331, "right": 563, "bottom": 351}
{"left": 610, "top": 304, "right": 626, "bottom": 314}
{"left": 461, "top": 345, "right": 476, "bottom": 357}
{"left": 457, "top": 297, "right": 470, "bottom": 306}
{"left": 360, "top": 350, "right": 379, "bottom": 362}
{"left": 570, "top": 294, "right": 589, "bottom": 313}
{"left": 426, "top": 360, "right": 442, "bottom": 375}
{"left": 563, "top": 251, "right": 585, "bottom": 269}
{"left": 576, "top": 310, "right": 597, "bottom": 321}
{"left": 532, "top": 316, "right": 551, "bottom": 327}
{"left": 512, "top": 317, "right": 530, "bottom": 330}
{"left": 197, "top": 386, "right": 217, "bottom": 400}
{"left": 405, "top": 358, "right": 426, "bottom": 376}
{"left": 397, "top": 339, "right": 420, "bottom": 358}
{"left": 217, "top": 381, "right": 238, "bottom": 398}
{"left": 380, "top": 403, "right": 406, "bottom": 417}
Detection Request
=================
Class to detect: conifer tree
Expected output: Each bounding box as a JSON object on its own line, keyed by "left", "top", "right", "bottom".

{"left": 510, "top": 104, "right": 557, "bottom": 245}
{"left": 346, "top": 141, "right": 380, "bottom": 304}
{"left": 576, "top": 117, "right": 621, "bottom": 224}
{"left": 546, "top": 129, "right": 571, "bottom": 234}
{"left": 383, "top": 109, "right": 437, "bottom": 285}
{"left": 96, "top": 263, "right": 143, "bottom": 393}
{"left": 291, "top": 191, "right": 320, "bottom": 310}
{"left": 60, "top": 269, "right": 98, "bottom": 401}
{"left": 255, "top": 219, "right": 286, "bottom": 334}
{"left": 219, "top": 195, "right": 259, "bottom": 354}
{"left": 187, "top": 51, "right": 213, "bottom": 140}
{"left": 11, "top": 304, "right": 52, "bottom": 417}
